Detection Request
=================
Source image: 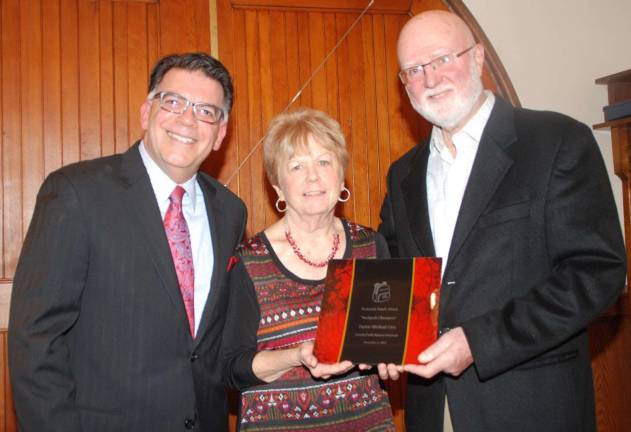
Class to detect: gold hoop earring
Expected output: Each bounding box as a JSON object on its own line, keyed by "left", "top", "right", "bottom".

{"left": 338, "top": 187, "right": 351, "bottom": 203}
{"left": 275, "top": 198, "right": 287, "bottom": 213}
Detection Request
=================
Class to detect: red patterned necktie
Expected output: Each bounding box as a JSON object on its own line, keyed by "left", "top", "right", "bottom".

{"left": 164, "top": 186, "right": 195, "bottom": 337}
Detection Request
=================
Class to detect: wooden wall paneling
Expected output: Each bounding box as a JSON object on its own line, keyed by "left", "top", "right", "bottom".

{"left": 283, "top": 6, "right": 303, "bottom": 167}
{"left": 283, "top": 11, "right": 301, "bottom": 111}
{"left": 360, "top": 15, "right": 381, "bottom": 229}
{"left": 256, "top": 9, "right": 273, "bottom": 229}
{"left": 307, "top": 12, "right": 327, "bottom": 112}
{"left": 226, "top": 8, "right": 249, "bottom": 200}
{"left": 60, "top": 0, "right": 81, "bottom": 165}
{"left": 99, "top": 0, "right": 116, "bottom": 157}
{"left": 78, "top": 0, "right": 102, "bottom": 161}
{"left": 21, "top": 0, "right": 44, "bottom": 250}
{"left": 127, "top": 3, "right": 149, "bottom": 145}
{"left": 146, "top": 4, "right": 160, "bottom": 76}
{"left": 113, "top": 2, "right": 130, "bottom": 153}
{"left": 2, "top": 0, "right": 22, "bottom": 279}
{"left": 296, "top": 12, "right": 312, "bottom": 109}
{"left": 371, "top": 14, "right": 391, "bottom": 206}
{"left": 268, "top": 11, "right": 289, "bottom": 115}
{"left": 159, "top": 0, "right": 210, "bottom": 56}
{"left": 323, "top": 13, "right": 339, "bottom": 120}
{"left": 589, "top": 314, "right": 631, "bottom": 431}
{"left": 192, "top": 0, "right": 211, "bottom": 51}
{"left": 42, "top": 0, "right": 63, "bottom": 176}
{"left": 208, "top": 0, "right": 237, "bottom": 188}
{"left": 348, "top": 12, "right": 370, "bottom": 227}
{"left": 244, "top": 9, "right": 263, "bottom": 235}
{"left": 0, "top": 0, "right": 3, "bottom": 280}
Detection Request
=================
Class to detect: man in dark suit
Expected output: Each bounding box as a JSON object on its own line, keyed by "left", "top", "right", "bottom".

{"left": 378, "top": 10, "right": 626, "bottom": 432}
{"left": 8, "top": 53, "right": 246, "bottom": 431}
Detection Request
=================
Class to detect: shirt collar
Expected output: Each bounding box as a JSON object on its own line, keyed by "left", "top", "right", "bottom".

{"left": 430, "top": 90, "right": 495, "bottom": 156}
{"left": 138, "top": 141, "right": 198, "bottom": 211}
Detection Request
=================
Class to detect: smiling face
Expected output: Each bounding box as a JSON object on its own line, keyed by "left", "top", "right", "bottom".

{"left": 274, "top": 136, "right": 344, "bottom": 219}
{"left": 397, "top": 11, "right": 485, "bottom": 132}
{"left": 140, "top": 68, "right": 228, "bottom": 183}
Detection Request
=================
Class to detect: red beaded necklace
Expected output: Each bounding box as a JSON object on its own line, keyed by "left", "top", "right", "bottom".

{"left": 285, "top": 229, "right": 340, "bottom": 268}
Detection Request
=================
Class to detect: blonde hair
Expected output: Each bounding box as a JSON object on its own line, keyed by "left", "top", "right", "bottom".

{"left": 263, "top": 108, "right": 349, "bottom": 185}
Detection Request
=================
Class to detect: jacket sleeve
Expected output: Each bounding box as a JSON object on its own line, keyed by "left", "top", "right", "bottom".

{"left": 462, "top": 121, "right": 627, "bottom": 380}
{"left": 222, "top": 259, "right": 266, "bottom": 391}
{"left": 378, "top": 168, "right": 400, "bottom": 258}
{"left": 8, "top": 171, "right": 88, "bottom": 432}
{"left": 374, "top": 231, "right": 392, "bottom": 259}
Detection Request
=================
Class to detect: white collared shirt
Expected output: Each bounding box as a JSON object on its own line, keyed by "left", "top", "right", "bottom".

{"left": 427, "top": 91, "right": 495, "bottom": 276}
{"left": 139, "top": 142, "right": 214, "bottom": 334}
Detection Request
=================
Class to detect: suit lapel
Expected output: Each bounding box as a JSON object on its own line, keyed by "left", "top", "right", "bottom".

{"left": 401, "top": 142, "right": 435, "bottom": 257}
{"left": 446, "top": 97, "right": 517, "bottom": 271}
{"left": 118, "top": 143, "right": 191, "bottom": 336}
{"left": 194, "top": 175, "right": 227, "bottom": 347}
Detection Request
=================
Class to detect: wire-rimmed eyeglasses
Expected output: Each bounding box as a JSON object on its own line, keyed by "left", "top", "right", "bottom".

{"left": 398, "top": 45, "right": 477, "bottom": 85}
{"left": 151, "top": 91, "right": 226, "bottom": 124}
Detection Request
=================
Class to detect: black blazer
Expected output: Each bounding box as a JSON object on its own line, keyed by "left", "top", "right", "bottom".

{"left": 8, "top": 143, "right": 247, "bottom": 432}
{"left": 379, "top": 96, "right": 626, "bottom": 432}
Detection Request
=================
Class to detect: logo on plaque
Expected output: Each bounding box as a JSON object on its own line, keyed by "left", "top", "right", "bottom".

{"left": 372, "top": 281, "right": 391, "bottom": 303}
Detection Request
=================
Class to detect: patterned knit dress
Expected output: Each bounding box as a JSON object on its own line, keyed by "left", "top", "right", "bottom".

{"left": 232, "top": 219, "right": 395, "bottom": 432}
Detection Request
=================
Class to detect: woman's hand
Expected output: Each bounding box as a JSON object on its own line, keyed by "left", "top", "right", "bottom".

{"left": 298, "top": 341, "right": 354, "bottom": 379}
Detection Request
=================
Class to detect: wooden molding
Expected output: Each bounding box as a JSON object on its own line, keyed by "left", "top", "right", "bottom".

{"left": 0, "top": 281, "right": 11, "bottom": 330}
{"left": 230, "top": 0, "right": 412, "bottom": 14}
{"left": 90, "top": 0, "right": 159, "bottom": 3}
{"left": 210, "top": 0, "right": 220, "bottom": 58}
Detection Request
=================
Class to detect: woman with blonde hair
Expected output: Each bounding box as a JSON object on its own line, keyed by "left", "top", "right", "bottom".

{"left": 223, "top": 107, "right": 395, "bottom": 431}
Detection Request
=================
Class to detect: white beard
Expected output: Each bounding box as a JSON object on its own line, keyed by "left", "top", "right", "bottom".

{"left": 408, "top": 60, "right": 483, "bottom": 131}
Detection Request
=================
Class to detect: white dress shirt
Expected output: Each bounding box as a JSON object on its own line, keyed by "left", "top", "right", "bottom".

{"left": 427, "top": 91, "right": 495, "bottom": 276}
{"left": 139, "top": 142, "right": 214, "bottom": 334}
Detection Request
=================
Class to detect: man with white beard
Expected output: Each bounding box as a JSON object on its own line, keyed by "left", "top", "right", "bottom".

{"left": 377, "top": 10, "right": 625, "bottom": 432}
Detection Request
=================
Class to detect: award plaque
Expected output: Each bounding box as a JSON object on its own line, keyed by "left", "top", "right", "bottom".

{"left": 313, "top": 258, "right": 441, "bottom": 365}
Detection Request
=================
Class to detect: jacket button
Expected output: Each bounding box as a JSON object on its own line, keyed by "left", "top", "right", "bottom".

{"left": 439, "top": 327, "right": 451, "bottom": 336}
{"left": 190, "top": 352, "right": 199, "bottom": 362}
{"left": 184, "top": 418, "right": 195, "bottom": 429}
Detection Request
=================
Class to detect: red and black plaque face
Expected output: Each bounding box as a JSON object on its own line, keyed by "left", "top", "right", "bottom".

{"left": 314, "top": 257, "right": 441, "bottom": 365}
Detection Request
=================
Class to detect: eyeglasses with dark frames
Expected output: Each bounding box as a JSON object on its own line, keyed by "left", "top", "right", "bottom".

{"left": 152, "top": 91, "right": 226, "bottom": 124}
{"left": 399, "top": 45, "right": 477, "bottom": 85}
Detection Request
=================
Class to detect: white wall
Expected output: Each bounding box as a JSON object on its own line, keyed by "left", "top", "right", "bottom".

{"left": 464, "top": 0, "right": 631, "bottom": 230}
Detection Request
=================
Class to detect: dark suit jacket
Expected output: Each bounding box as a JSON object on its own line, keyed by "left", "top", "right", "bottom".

{"left": 379, "top": 96, "right": 626, "bottom": 432}
{"left": 8, "top": 143, "right": 247, "bottom": 432}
